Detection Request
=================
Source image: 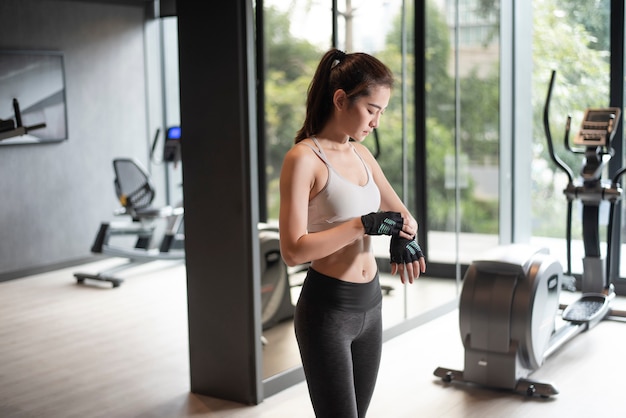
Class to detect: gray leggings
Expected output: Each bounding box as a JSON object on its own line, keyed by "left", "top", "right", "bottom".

{"left": 294, "top": 268, "right": 383, "bottom": 418}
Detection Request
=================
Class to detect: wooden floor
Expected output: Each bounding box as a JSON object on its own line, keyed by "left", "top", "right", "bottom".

{"left": 1, "top": 258, "right": 626, "bottom": 418}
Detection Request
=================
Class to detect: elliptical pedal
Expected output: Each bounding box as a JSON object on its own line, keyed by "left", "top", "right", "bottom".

{"left": 562, "top": 295, "right": 610, "bottom": 324}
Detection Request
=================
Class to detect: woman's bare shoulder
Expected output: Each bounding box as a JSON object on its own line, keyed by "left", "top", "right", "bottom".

{"left": 284, "top": 139, "right": 318, "bottom": 162}
{"left": 281, "top": 141, "right": 319, "bottom": 177}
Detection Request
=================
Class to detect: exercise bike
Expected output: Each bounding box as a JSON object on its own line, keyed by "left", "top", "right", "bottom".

{"left": 73, "top": 127, "right": 296, "bottom": 330}
{"left": 74, "top": 127, "right": 186, "bottom": 288}
{"left": 73, "top": 157, "right": 186, "bottom": 288}
{"left": 433, "top": 70, "right": 626, "bottom": 397}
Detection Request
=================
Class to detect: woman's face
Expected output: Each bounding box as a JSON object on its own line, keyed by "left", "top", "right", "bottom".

{"left": 338, "top": 84, "right": 391, "bottom": 142}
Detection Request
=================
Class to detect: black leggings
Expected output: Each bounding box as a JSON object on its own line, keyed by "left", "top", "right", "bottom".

{"left": 294, "top": 268, "right": 383, "bottom": 418}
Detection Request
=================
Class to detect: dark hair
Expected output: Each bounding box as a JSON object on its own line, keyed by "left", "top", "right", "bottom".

{"left": 294, "top": 48, "right": 394, "bottom": 143}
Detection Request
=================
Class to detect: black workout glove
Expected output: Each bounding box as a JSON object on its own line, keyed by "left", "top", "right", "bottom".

{"left": 390, "top": 235, "right": 424, "bottom": 264}
{"left": 361, "top": 211, "right": 403, "bottom": 236}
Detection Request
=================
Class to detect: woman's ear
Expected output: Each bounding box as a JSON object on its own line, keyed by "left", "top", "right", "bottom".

{"left": 333, "top": 89, "right": 347, "bottom": 111}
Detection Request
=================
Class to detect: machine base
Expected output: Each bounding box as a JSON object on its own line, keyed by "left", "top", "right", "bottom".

{"left": 74, "top": 272, "right": 124, "bottom": 288}
{"left": 433, "top": 367, "right": 559, "bottom": 398}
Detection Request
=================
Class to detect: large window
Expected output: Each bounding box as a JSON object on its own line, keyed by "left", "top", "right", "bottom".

{"left": 426, "top": 0, "right": 501, "bottom": 266}
{"left": 261, "top": 0, "right": 415, "bottom": 223}
{"left": 261, "top": 1, "right": 331, "bottom": 221}
{"left": 257, "top": 0, "right": 460, "bottom": 385}
{"left": 530, "top": 0, "right": 615, "bottom": 281}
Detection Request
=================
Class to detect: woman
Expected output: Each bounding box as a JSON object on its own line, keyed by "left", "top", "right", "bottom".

{"left": 279, "top": 48, "right": 426, "bottom": 417}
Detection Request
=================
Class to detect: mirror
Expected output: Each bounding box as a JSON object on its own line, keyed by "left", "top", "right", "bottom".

{"left": 0, "top": 50, "right": 68, "bottom": 146}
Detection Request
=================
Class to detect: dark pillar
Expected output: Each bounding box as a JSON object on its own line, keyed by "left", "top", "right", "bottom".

{"left": 609, "top": 0, "right": 625, "bottom": 286}
{"left": 177, "top": 0, "right": 262, "bottom": 404}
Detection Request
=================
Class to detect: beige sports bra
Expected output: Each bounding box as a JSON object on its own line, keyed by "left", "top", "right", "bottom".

{"left": 301, "top": 137, "right": 381, "bottom": 233}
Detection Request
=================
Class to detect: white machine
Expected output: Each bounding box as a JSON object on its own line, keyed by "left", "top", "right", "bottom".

{"left": 434, "top": 70, "right": 626, "bottom": 397}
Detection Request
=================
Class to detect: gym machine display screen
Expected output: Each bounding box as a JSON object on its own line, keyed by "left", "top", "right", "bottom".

{"left": 573, "top": 108, "right": 620, "bottom": 147}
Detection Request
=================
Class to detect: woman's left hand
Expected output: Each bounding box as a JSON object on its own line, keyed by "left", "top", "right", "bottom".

{"left": 391, "top": 255, "right": 426, "bottom": 284}
{"left": 389, "top": 224, "right": 426, "bottom": 284}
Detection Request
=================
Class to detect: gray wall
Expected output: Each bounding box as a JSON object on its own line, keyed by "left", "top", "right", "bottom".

{"left": 0, "top": 0, "right": 157, "bottom": 279}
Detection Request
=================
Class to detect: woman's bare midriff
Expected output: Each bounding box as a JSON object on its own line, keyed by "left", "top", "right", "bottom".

{"left": 309, "top": 235, "right": 377, "bottom": 283}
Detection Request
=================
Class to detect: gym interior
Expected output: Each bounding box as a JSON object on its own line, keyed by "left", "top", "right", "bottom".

{"left": 1, "top": 1, "right": 626, "bottom": 417}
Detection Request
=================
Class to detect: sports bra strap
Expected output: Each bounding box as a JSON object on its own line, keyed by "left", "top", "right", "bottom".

{"left": 298, "top": 137, "right": 364, "bottom": 172}
{"left": 298, "top": 137, "right": 330, "bottom": 165}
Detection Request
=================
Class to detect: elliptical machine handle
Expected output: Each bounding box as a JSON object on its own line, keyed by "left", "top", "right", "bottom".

{"left": 544, "top": 70, "right": 575, "bottom": 185}
{"left": 544, "top": 70, "right": 576, "bottom": 277}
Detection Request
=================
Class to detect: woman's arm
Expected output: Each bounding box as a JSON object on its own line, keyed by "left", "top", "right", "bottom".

{"left": 355, "top": 143, "right": 417, "bottom": 237}
{"left": 355, "top": 143, "right": 426, "bottom": 282}
{"left": 278, "top": 145, "right": 365, "bottom": 267}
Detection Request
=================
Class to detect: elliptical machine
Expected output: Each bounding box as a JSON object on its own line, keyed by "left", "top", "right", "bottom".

{"left": 434, "top": 70, "right": 626, "bottom": 397}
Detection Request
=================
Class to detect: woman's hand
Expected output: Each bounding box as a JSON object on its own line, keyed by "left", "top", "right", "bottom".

{"left": 361, "top": 211, "right": 403, "bottom": 235}
{"left": 389, "top": 235, "right": 426, "bottom": 284}
{"left": 398, "top": 212, "right": 418, "bottom": 240}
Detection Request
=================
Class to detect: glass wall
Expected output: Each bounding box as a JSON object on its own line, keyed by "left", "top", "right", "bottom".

{"left": 260, "top": 1, "right": 332, "bottom": 222}
{"left": 260, "top": 0, "right": 414, "bottom": 223}
{"left": 257, "top": 0, "right": 463, "bottom": 382}
{"left": 425, "top": 0, "right": 501, "bottom": 268}
{"left": 530, "top": 0, "right": 614, "bottom": 281}
{"left": 258, "top": 0, "right": 334, "bottom": 380}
